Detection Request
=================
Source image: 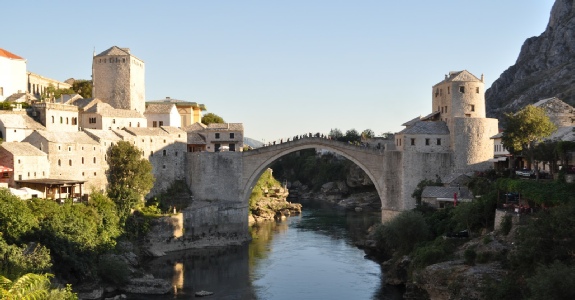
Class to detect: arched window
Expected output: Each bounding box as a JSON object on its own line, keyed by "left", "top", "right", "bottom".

{"left": 58, "top": 159, "right": 61, "bottom": 166}
{"left": 66, "top": 117, "right": 69, "bottom": 124}
{"left": 93, "top": 157, "right": 96, "bottom": 163}
{"left": 69, "top": 159, "right": 72, "bottom": 166}
{"left": 163, "top": 150, "right": 167, "bottom": 156}
{"left": 81, "top": 157, "right": 84, "bottom": 164}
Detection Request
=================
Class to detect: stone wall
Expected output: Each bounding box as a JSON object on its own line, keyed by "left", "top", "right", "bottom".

{"left": 186, "top": 151, "right": 243, "bottom": 202}
{"left": 452, "top": 117, "right": 499, "bottom": 173}
{"left": 27, "top": 72, "right": 71, "bottom": 99}
{"left": 32, "top": 103, "right": 79, "bottom": 132}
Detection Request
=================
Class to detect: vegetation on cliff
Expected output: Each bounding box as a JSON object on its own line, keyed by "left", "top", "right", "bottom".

{"left": 249, "top": 168, "right": 301, "bottom": 222}
{"left": 370, "top": 173, "right": 575, "bottom": 299}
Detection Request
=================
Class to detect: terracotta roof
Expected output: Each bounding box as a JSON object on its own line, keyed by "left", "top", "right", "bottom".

{"left": 0, "top": 48, "right": 24, "bottom": 60}
{"left": 144, "top": 103, "right": 175, "bottom": 114}
{"left": 398, "top": 121, "right": 449, "bottom": 135}
{"left": 0, "top": 113, "right": 45, "bottom": 130}
{"left": 1, "top": 142, "right": 46, "bottom": 156}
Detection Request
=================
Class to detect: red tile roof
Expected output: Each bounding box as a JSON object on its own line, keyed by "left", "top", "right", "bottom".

{"left": 0, "top": 48, "right": 24, "bottom": 59}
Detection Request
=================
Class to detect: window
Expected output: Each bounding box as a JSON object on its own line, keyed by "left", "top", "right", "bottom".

{"left": 425, "top": 138, "right": 430, "bottom": 145}
{"left": 2, "top": 172, "right": 7, "bottom": 178}
{"left": 163, "top": 164, "right": 166, "bottom": 169}
{"left": 175, "top": 151, "right": 178, "bottom": 156}
{"left": 153, "top": 121, "right": 157, "bottom": 127}
{"left": 435, "top": 88, "right": 439, "bottom": 97}
{"left": 163, "top": 139, "right": 166, "bottom": 143}
{"left": 93, "top": 157, "right": 96, "bottom": 163}
{"left": 476, "top": 87, "right": 480, "bottom": 94}
{"left": 94, "top": 172, "right": 97, "bottom": 176}
{"left": 69, "top": 159, "right": 72, "bottom": 166}
{"left": 68, "top": 146, "right": 71, "bottom": 151}
{"left": 471, "top": 105, "right": 475, "bottom": 112}
{"left": 137, "top": 122, "right": 140, "bottom": 127}
{"left": 163, "top": 150, "right": 167, "bottom": 156}
{"left": 82, "top": 172, "right": 84, "bottom": 176}
{"left": 465, "top": 114, "right": 471, "bottom": 117}
{"left": 441, "top": 107, "right": 444, "bottom": 113}
{"left": 58, "top": 159, "right": 61, "bottom": 166}
{"left": 82, "top": 157, "right": 84, "bottom": 164}
{"left": 159, "top": 121, "right": 163, "bottom": 126}
{"left": 437, "top": 138, "right": 441, "bottom": 145}
{"left": 447, "top": 86, "right": 450, "bottom": 94}
{"left": 112, "top": 119, "right": 116, "bottom": 124}
{"left": 459, "top": 86, "right": 465, "bottom": 93}
{"left": 18, "top": 175, "right": 22, "bottom": 181}
{"left": 72, "top": 117, "right": 77, "bottom": 125}
{"left": 66, "top": 117, "right": 69, "bottom": 124}
{"left": 410, "top": 138, "right": 415, "bottom": 146}
{"left": 230, "top": 144, "right": 236, "bottom": 151}
{"left": 150, "top": 151, "right": 154, "bottom": 156}
{"left": 89, "top": 117, "right": 96, "bottom": 124}
{"left": 444, "top": 106, "right": 447, "bottom": 113}
{"left": 230, "top": 133, "right": 235, "bottom": 139}
{"left": 17, "top": 159, "right": 20, "bottom": 164}
{"left": 51, "top": 116, "right": 54, "bottom": 123}
{"left": 58, "top": 145, "right": 61, "bottom": 150}
{"left": 129, "top": 122, "right": 132, "bottom": 127}
{"left": 215, "top": 133, "right": 220, "bottom": 139}
{"left": 60, "top": 116, "right": 63, "bottom": 124}
{"left": 439, "top": 89, "right": 443, "bottom": 96}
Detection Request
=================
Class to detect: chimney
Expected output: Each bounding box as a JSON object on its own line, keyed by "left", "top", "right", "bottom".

{"left": 481, "top": 74, "right": 484, "bottom": 82}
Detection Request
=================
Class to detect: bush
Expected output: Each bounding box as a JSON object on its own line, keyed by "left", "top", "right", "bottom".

{"left": 411, "top": 237, "right": 463, "bottom": 269}
{"left": 380, "top": 211, "right": 430, "bottom": 255}
{"left": 464, "top": 248, "right": 476, "bottom": 265}
{"left": 98, "top": 255, "right": 131, "bottom": 286}
{"left": 500, "top": 215, "right": 512, "bottom": 236}
{"left": 527, "top": 261, "right": 575, "bottom": 300}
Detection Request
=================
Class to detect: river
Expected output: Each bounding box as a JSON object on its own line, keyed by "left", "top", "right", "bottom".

{"left": 137, "top": 200, "right": 403, "bottom": 300}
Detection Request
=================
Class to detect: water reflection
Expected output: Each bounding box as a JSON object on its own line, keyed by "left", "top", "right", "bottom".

{"left": 138, "top": 200, "right": 402, "bottom": 300}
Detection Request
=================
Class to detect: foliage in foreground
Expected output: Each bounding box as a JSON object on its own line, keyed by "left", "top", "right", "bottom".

{"left": 0, "top": 273, "right": 77, "bottom": 300}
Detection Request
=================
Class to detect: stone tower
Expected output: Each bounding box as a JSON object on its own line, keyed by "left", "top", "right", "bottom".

{"left": 92, "top": 46, "right": 145, "bottom": 113}
{"left": 432, "top": 70, "right": 498, "bottom": 172}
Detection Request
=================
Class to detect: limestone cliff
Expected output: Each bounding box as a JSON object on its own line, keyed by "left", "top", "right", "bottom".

{"left": 485, "top": 0, "right": 575, "bottom": 120}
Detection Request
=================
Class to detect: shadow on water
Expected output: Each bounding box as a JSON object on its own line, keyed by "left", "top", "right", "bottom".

{"left": 136, "top": 199, "right": 403, "bottom": 300}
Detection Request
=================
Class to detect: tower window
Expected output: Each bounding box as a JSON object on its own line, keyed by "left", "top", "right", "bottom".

{"left": 153, "top": 121, "right": 157, "bottom": 127}
{"left": 459, "top": 86, "right": 465, "bottom": 93}
{"left": 437, "top": 138, "right": 441, "bottom": 145}
{"left": 471, "top": 105, "right": 475, "bottom": 112}
{"left": 425, "top": 138, "right": 430, "bottom": 145}
{"left": 476, "top": 87, "right": 480, "bottom": 93}
{"left": 215, "top": 133, "right": 220, "bottom": 139}
{"left": 230, "top": 133, "right": 235, "bottom": 139}
{"left": 411, "top": 138, "right": 415, "bottom": 146}
{"left": 163, "top": 150, "right": 167, "bottom": 156}
{"left": 447, "top": 87, "right": 450, "bottom": 94}
{"left": 159, "top": 121, "right": 164, "bottom": 126}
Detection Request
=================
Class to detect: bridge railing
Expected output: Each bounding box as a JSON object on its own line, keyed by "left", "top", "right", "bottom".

{"left": 245, "top": 136, "right": 386, "bottom": 154}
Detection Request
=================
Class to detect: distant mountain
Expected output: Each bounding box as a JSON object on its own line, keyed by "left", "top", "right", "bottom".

{"left": 486, "top": 0, "right": 575, "bottom": 120}
{"left": 243, "top": 137, "right": 264, "bottom": 149}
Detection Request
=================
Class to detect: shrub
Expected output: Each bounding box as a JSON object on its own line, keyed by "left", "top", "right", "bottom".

{"left": 527, "top": 261, "right": 575, "bottom": 300}
{"left": 381, "top": 211, "right": 430, "bottom": 255}
{"left": 98, "top": 255, "right": 131, "bottom": 286}
{"left": 464, "top": 248, "right": 476, "bottom": 265}
{"left": 500, "top": 215, "right": 512, "bottom": 236}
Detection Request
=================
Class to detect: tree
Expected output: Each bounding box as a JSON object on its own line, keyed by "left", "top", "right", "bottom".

{"left": 40, "top": 84, "right": 75, "bottom": 101}
{"left": 107, "top": 141, "right": 155, "bottom": 222}
{"left": 0, "top": 273, "right": 77, "bottom": 300}
{"left": 201, "top": 113, "right": 224, "bottom": 125}
{"left": 411, "top": 178, "right": 442, "bottom": 206}
{"left": 502, "top": 105, "right": 556, "bottom": 174}
{"left": 0, "top": 188, "right": 38, "bottom": 243}
{"left": 72, "top": 80, "right": 92, "bottom": 99}
{"left": 328, "top": 128, "right": 343, "bottom": 140}
{"left": 361, "top": 129, "right": 375, "bottom": 139}
{"left": 342, "top": 129, "right": 360, "bottom": 143}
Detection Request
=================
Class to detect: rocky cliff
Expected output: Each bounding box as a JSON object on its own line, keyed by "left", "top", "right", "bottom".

{"left": 485, "top": 0, "right": 575, "bottom": 120}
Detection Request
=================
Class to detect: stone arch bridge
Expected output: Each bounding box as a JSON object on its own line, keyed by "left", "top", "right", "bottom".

{"left": 186, "top": 137, "right": 452, "bottom": 222}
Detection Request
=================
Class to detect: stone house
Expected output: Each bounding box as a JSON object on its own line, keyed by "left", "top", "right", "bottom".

{"left": 395, "top": 119, "right": 450, "bottom": 153}
{"left": 92, "top": 46, "right": 146, "bottom": 114}
{"left": 22, "top": 130, "right": 106, "bottom": 193}
{"left": 79, "top": 101, "right": 146, "bottom": 130}
{"left": 0, "top": 110, "right": 45, "bottom": 142}
{"left": 113, "top": 126, "right": 187, "bottom": 194}
{"left": 0, "top": 48, "right": 27, "bottom": 102}
{"left": 27, "top": 72, "right": 72, "bottom": 100}
{"left": 0, "top": 142, "right": 50, "bottom": 188}
{"left": 146, "top": 97, "right": 207, "bottom": 127}
{"left": 144, "top": 103, "right": 181, "bottom": 128}
{"left": 421, "top": 186, "right": 473, "bottom": 209}
{"left": 30, "top": 102, "right": 79, "bottom": 132}
{"left": 185, "top": 122, "right": 244, "bottom": 152}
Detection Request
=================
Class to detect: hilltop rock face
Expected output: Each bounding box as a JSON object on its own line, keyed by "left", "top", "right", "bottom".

{"left": 485, "top": 0, "right": 575, "bottom": 120}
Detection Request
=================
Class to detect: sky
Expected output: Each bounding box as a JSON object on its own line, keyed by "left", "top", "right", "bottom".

{"left": 4, "top": 0, "right": 555, "bottom": 143}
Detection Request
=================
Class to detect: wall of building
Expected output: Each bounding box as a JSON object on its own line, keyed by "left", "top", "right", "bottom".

{"left": 0, "top": 56, "right": 27, "bottom": 101}
{"left": 93, "top": 55, "right": 145, "bottom": 113}
{"left": 27, "top": 72, "right": 72, "bottom": 99}
{"left": 32, "top": 103, "right": 79, "bottom": 132}
{"left": 102, "top": 116, "right": 146, "bottom": 130}
{"left": 398, "top": 133, "right": 450, "bottom": 153}
{"left": 186, "top": 151, "right": 243, "bottom": 202}
{"left": 452, "top": 117, "right": 499, "bottom": 173}
{"left": 0, "top": 148, "right": 50, "bottom": 187}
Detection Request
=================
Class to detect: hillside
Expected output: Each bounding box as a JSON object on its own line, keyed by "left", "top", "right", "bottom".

{"left": 485, "top": 0, "right": 575, "bottom": 120}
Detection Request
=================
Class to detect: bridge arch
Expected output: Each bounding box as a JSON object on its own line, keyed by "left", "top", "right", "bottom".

{"left": 241, "top": 138, "right": 388, "bottom": 209}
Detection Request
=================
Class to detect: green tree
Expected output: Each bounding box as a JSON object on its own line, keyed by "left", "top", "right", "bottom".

{"left": 0, "top": 189, "right": 38, "bottom": 243}
{"left": 502, "top": 105, "right": 556, "bottom": 174}
{"left": 40, "top": 84, "right": 75, "bottom": 101}
{"left": 376, "top": 211, "right": 430, "bottom": 255}
{"left": 107, "top": 141, "right": 155, "bottom": 222}
{"left": 340, "top": 129, "right": 360, "bottom": 143}
{"left": 329, "top": 128, "right": 343, "bottom": 140}
{"left": 72, "top": 80, "right": 92, "bottom": 99}
{"left": 527, "top": 261, "right": 575, "bottom": 300}
{"left": 0, "top": 273, "right": 77, "bottom": 300}
{"left": 361, "top": 129, "right": 375, "bottom": 139}
{"left": 201, "top": 113, "right": 224, "bottom": 125}
{"left": 0, "top": 236, "right": 52, "bottom": 280}
{"left": 411, "top": 179, "right": 442, "bottom": 206}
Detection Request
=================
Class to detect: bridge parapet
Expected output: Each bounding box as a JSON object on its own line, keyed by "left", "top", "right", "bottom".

{"left": 242, "top": 137, "right": 385, "bottom": 157}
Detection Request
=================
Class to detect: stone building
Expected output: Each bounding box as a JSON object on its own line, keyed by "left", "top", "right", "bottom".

{"left": 92, "top": 46, "right": 145, "bottom": 113}
{"left": 0, "top": 110, "right": 45, "bottom": 142}
{"left": 146, "top": 97, "right": 207, "bottom": 127}
{"left": 0, "top": 48, "right": 27, "bottom": 102}
{"left": 421, "top": 186, "right": 473, "bottom": 209}
{"left": 0, "top": 142, "right": 50, "bottom": 187}
{"left": 27, "top": 72, "right": 72, "bottom": 100}
{"left": 144, "top": 103, "right": 181, "bottom": 128}
{"left": 185, "top": 122, "right": 244, "bottom": 152}
{"left": 113, "top": 126, "right": 187, "bottom": 194}
{"left": 22, "top": 130, "right": 106, "bottom": 193}
{"left": 30, "top": 102, "right": 79, "bottom": 132}
{"left": 80, "top": 101, "right": 146, "bottom": 130}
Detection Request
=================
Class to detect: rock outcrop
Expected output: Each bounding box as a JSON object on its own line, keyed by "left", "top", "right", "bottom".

{"left": 485, "top": 0, "right": 575, "bottom": 120}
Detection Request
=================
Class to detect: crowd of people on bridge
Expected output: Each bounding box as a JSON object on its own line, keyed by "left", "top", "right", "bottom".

{"left": 259, "top": 132, "right": 384, "bottom": 150}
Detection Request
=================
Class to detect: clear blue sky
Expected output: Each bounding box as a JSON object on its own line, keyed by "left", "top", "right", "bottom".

{"left": 4, "top": 1, "right": 554, "bottom": 142}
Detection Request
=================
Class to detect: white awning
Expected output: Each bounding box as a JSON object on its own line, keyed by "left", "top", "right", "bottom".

{"left": 488, "top": 157, "right": 508, "bottom": 162}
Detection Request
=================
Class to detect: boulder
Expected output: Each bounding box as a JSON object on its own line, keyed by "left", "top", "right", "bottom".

{"left": 120, "top": 275, "right": 172, "bottom": 295}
